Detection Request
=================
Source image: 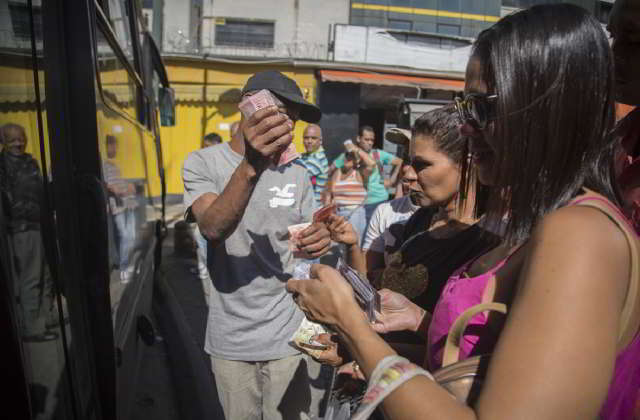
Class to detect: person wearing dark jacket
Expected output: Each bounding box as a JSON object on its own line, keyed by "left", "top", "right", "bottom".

{"left": 0, "top": 123, "right": 57, "bottom": 342}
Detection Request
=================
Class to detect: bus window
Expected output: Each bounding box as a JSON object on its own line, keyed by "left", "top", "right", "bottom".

{"left": 102, "top": 0, "right": 136, "bottom": 67}
{"left": 96, "top": 26, "right": 139, "bottom": 121}
{"left": 0, "top": 1, "right": 73, "bottom": 419}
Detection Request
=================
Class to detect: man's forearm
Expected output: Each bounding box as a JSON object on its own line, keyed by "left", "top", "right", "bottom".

{"left": 199, "top": 159, "right": 260, "bottom": 245}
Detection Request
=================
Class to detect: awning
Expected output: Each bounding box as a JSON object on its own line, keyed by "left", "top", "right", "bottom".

{"left": 318, "top": 69, "right": 464, "bottom": 91}
{"left": 0, "top": 83, "right": 44, "bottom": 103}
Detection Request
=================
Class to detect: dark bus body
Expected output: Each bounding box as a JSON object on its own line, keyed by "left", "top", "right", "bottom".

{"left": 1, "top": 0, "right": 176, "bottom": 418}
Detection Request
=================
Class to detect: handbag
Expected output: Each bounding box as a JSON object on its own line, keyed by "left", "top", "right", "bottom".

{"left": 431, "top": 302, "right": 506, "bottom": 405}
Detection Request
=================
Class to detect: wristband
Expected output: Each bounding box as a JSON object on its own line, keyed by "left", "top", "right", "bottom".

{"left": 352, "top": 359, "right": 434, "bottom": 420}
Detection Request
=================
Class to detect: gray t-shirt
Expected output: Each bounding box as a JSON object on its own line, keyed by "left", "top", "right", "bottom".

{"left": 182, "top": 142, "right": 315, "bottom": 361}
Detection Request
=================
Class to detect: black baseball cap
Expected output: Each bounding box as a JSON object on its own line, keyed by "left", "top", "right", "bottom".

{"left": 241, "top": 70, "right": 321, "bottom": 123}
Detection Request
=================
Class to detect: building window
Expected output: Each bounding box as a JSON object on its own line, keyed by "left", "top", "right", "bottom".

{"left": 215, "top": 19, "right": 275, "bottom": 48}
{"left": 389, "top": 31, "right": 471, "bottom": 49}
{"left": 9, "top": 3, "right": 42, "bottom": 41}
{"left": 388, "top": 19, "right": 412, "bottom": 31}
{"left": 437, "top": 23, "right": 461, "bottom": 36}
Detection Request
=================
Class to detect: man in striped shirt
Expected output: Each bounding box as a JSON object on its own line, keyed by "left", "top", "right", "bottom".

{"left": 301, "top": 124, "right": 329, "bottom": 206}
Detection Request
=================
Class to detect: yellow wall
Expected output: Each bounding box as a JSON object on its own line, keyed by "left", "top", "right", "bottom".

{"left": 159, "top": 60, "right": 318, "bottom": 196}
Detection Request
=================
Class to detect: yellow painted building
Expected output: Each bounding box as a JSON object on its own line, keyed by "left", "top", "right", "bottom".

{"left": 159, "top": 58, "right": 318, "bottom": 198}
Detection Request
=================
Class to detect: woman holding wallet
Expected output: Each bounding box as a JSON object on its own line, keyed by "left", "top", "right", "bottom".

{"left": 288, "top": 4, "right": 640, "bottom": 419}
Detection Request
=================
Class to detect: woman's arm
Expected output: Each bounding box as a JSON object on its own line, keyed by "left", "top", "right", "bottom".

{"left": 289, "top": 205, "right": 631, "bottom": 420}
{"left": 327, "top": 215, "right": 368, "bottom": 273}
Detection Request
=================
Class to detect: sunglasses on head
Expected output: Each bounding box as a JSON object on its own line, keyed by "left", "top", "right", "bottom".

{"left": 454, "top": 93, "right": 498, "bottom": 130}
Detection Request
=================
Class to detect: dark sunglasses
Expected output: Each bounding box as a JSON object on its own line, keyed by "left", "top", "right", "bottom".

{"left": 454, "top": 93, "right": 498, "bottom": 130}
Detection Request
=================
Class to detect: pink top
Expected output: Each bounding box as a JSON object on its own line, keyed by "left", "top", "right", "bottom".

{"left": 426, "top": 196, "right": 640, "bottom": 419}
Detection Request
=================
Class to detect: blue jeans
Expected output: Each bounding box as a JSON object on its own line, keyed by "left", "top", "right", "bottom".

{"left": 113, "top": 209, "right": 136, "bottom": 269}
{"left": 347, "top": 202, "right": 382, "bottom": 247}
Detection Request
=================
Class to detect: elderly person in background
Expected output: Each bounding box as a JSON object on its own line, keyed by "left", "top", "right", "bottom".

{"left": 0, "top": 123, "right": 57, "bottom": 342}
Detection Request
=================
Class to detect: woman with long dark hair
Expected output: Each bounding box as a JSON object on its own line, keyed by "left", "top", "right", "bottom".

{"left": 287, "top": 4, "right": 640, "bottom": 419}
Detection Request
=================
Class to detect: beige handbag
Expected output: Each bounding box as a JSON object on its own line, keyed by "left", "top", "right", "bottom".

{"left": 432, "top": 302, "right": 506, "bottom": 405}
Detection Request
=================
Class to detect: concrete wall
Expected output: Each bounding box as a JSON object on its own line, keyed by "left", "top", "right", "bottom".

{"left": 199, "top": 0, "right": 349, "bottom": 59}
{"left": 162, "top": 0, "right": 194, "bottom": 52}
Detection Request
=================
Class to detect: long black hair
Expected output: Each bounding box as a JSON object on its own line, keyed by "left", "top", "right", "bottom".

{"left": 471, "top": 4, "right": 619, "bottom": 243}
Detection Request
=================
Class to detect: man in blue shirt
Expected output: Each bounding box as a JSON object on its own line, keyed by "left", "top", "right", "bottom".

{"left": 330, "top": 125, "right": 403, "bottom": 243}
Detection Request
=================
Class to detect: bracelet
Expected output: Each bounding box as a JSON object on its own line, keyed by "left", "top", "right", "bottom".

{"left": 369, "top": 355, "right": 403, "bottom": 386}
{"left": 352, "top": 358, "right": 434, "bottom": 420}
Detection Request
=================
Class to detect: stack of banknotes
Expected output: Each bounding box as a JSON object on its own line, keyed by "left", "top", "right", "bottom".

{"left": 238, "top": 89, "right": 300, "bottom": 167}
{"left": 337, "top": 258, "right": 380, "bottom": 322}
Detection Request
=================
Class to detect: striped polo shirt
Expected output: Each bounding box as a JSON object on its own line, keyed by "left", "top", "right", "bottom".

{"left": 301, "top": 146, "right": 329, "bottom": 205}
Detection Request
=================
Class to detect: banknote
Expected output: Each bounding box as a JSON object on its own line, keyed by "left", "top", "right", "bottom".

{"left": 277, "top": 142, "right": 300, "bottom": 166}
{"left": 288, "top": 222, "right": 311, "bottom": 257}
{"left": 312, "top": 203, "right": 337, "bottom": 223}
{"left": 290, "top": 317, "right": 330, "bottom": 353}
{"left": 238, "top": 89, "right": 278, "bottom": 119}
{"left": 337, "top": 258, "right": 380, "bottom": 322}
{"left": 239, "top": 89, "right": 298, "bottom": 167}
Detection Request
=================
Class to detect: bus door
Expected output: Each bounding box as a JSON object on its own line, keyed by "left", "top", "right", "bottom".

{"left": 1, "top": 0, "right": 174, "bottom": 419}
{"left": 0, "top": 0, "right": 76, "bottom": 418}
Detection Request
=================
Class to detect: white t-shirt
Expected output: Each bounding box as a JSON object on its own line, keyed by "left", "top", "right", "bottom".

{"left": 362, "top": 195, "right": 420, "bottom": 264}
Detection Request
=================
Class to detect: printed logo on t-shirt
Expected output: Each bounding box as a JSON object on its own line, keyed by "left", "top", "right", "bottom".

{"left": 269, "top": 184, "right": 296, "bottom": 208}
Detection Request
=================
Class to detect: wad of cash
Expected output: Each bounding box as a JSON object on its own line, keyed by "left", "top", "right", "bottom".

{"left": 337, "top": 258, "right": 380, "bottom": 322}
{"left": 289, "top": 262, "right": 331, "bottom": 358}
{"left": 238, "top": 89, "right": 300, "bottom": 167}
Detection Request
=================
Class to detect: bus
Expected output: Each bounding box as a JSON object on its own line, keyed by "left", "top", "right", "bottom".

{"left": 1, "top": 0, "right": 176, "bottom": 418}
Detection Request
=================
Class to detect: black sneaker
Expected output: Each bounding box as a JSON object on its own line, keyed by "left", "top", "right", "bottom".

{"left": 23, "top": 331, "right": 59, "bottom": 342}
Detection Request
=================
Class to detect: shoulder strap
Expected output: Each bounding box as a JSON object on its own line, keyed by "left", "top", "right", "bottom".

{"left": 372, "top": 149, "right": 384, "bottom": 177}
{"left": 442, "top": 301, "right": 507, "bottom": 367}
{"left": 573, "top": 197, "right": 640, "bottom": 350}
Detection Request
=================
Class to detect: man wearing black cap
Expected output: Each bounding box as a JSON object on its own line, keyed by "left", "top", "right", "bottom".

{"left": 182, "top": 71, "right": 330, "bottom": 419}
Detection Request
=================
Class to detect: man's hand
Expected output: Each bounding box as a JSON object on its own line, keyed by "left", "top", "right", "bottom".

{"left": 327, "top": 215, "right": 358, "bottom": 246}
{"left": 297, "top": 222, "right": 331, "bottom": 258}
{"left": 242, "top": 106, "right": 293, "bottom": 172}
{"left": 309, "top": 333, "right": 347, "bottom": 367}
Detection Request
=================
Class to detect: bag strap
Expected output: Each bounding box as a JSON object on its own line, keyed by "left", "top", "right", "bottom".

{"left": 442, "top": 301, "right": 507, "bottom": 367}
{"left": 372, "top": 149, "right": 384, "bottom": 179}
{"left": 572, "top": 197, "right": 640, "bottom": 349}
